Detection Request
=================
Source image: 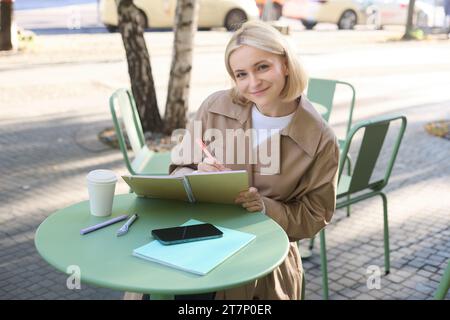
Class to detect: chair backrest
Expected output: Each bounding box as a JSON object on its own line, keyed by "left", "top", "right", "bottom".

{"left": 109, "top": 88, "right": 146, "bottom": 174}
{"left": 307, "top": 78, "right": 356, "bottom": 136}
{"left": 338, "top": 115, "right": 407, "bottom": 195}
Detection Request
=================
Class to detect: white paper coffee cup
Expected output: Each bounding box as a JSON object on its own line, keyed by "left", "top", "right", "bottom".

{"left": 86, "top": 170, "right": 117, "bottom": 217}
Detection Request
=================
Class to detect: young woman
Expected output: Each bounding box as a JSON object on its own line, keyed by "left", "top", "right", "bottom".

{"left": 167, "top": 20, "right": 339, "bottom": 300}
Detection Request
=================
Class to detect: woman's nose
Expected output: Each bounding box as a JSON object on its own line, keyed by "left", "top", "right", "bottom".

{"left": 249, "top": 73, "right": 262, "bottom": 87}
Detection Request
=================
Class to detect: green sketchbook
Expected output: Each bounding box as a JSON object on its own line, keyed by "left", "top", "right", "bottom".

{"left": 122, "top": 170, "right": 248, "bottom": 204}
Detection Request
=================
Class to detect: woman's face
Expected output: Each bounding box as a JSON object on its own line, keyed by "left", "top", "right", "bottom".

{"left": 229, "top": 45, "right": 288, "bottom": 109}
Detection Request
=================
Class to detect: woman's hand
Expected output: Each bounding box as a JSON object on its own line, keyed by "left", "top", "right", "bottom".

{"left": 235, "top": 187, "right": 264, "bottom": 212}
{"left": 197, "top": 157, "right": 231, "bottom": 172}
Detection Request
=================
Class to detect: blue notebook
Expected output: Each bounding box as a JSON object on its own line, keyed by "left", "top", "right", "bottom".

{"left": 133, "top": 219, "right": 256, "bottom": 276}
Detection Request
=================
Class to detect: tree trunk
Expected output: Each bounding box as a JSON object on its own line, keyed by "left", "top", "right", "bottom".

{"left": 163, "top": 0, "right": 199, "bottom": 134}
{"left": 262, "top": 0, "right": 274, "bottom": 21}
{"left": 402, "top": 0, "right": 416, "bottom": 40}
{"left": 0, "top": 0, "right": 13, "bottom": 51}
{"left": 117, "top": 0, "right": 164, "bottom": 133}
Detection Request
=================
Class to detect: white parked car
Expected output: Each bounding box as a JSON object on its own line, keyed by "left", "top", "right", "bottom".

{"left": 282, "top": 0, "right": 368, "bottom": 30}
{"left": 282, "top": 0, "right": 445, "bottom": 30}
{"left": 99, "top": 0, "right": 260, "bottom": 32}
{"left": 364, "top": 0, "right": 446, "bottom": 29}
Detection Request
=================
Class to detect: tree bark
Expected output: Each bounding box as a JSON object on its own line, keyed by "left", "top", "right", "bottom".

{"left": 0, "top": 0, "right": 13, "bottom": 51}
{"left": 403, "top": 0, "right": 416, "bottom": 40}
{"left": 117, "top": 0, "right": 164, "bottom": 133}
{"left": 163, "top": 0, "right": 199, "bottom": 134}
{"left": 262, "top": 0, "right": 274, "bottom": 21}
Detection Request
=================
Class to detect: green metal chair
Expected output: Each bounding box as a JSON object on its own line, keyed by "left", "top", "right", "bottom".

{"left": 299, "top": 78, "right": 356, "bottom": 276}
{"left": 307, "top": 78, "right": 356, "bottom": 136}
{"left": 109, "top": 88, "right": 171, "bottom": 175}
{"left": 314, "top": 114, "right": 407, "bottom": 299}
{"left": 434, "top": 259, "right": 450, "bottom": 300}
{"left": 301, "top": 78, "right": 356, "bottom": 262}
{"left": 307, "top": 77, "right": 356, "bottom": 217}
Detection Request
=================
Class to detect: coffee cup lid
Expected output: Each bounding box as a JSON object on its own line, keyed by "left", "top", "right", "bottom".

{"left": 86, "top": 170, "right": 117, "bottom": 184}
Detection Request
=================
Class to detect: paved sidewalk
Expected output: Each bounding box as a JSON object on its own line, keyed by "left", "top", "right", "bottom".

{"left": 0, "top": 30, "right": 449, "bottom": 300}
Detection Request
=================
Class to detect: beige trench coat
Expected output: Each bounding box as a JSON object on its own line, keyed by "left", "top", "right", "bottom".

{"left": 167, "top": 89, "right": 339, "bottom": 300}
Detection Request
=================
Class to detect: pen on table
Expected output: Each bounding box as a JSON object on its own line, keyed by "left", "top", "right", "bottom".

{"left": 116, "top": 214, "right": 139, "bottom": 237}
{"left": 80, "top": 214, "right": 128, "bottom": 235}
{"left": 196, "top": 138, "right": 225, "bottom": 170}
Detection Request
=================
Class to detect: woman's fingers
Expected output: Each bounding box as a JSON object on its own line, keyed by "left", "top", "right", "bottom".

{"left": 235, "top": 188, "right": 260, "bottom": 203}
{"left": 198, "top": 161, "right": 232, "bottom": 172}
{"left": 202, "top": 158, "right": 228, "bottom": 171}
{"left": 235, "top": 196, "right": 259, "bottom": 204}
{"left": 235, "top": 195, "right": 256, "bottom": 203}
{"left": 245, "top": 206, "right": 262, "bottom": 212}
{"left": 198, "top": 162, "right": 220, "bottom": 172}
{"left": 249, "top": 187, "right": 258, "bottom": 194}
{"left": 241, "top": 200, "right": 262, "bottom": 209}
{"left": 235, "top": 187, "right": 263, "bottom": 212}
{"left": 242, "top": 202, "right": 263, "bottom": 212}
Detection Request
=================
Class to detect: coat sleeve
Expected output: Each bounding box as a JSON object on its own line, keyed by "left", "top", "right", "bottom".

{"left": 262, "top": 135, "right": 339, "bottom": 241}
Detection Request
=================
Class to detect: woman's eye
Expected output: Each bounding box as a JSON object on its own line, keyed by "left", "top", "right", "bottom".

{"left": 235, "top": 72, "right": 246, "bottom": 79}
{"left": 257, "top": 64, "right": 269, "bottom": 71}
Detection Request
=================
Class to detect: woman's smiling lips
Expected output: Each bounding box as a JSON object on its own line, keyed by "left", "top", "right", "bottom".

{"left": 250, "top": 87, "right": 270, "bottom": 96}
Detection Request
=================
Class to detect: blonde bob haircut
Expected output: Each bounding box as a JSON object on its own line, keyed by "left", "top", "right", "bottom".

{"left": 225, "top": 20, "right": 308, "bottom": 107}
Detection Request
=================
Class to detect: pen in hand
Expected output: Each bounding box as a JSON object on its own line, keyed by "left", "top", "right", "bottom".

{"left": 196, "top": 138, "right": 226, "bottom": 171}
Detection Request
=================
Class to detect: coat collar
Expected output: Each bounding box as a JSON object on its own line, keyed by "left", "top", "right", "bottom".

{"left": 208, "top": 92, "right": 251, "bottom": 125}
{"left": 279, "top": 96, "right": 323, "bottom": 158}
{"left": 207, "top": 92, "right": 323, "bottom": 157}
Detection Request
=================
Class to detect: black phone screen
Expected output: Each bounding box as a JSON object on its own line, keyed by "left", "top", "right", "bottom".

{"left": 151, "top": 223, "right": 223, "bottom": 245}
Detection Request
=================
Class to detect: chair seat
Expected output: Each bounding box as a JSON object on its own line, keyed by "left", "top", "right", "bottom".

{"left": 337, "top": 174, "right": 384, "bottom": 200}
{"left": 132, "top": 146, "right": 172, "bottom": 175}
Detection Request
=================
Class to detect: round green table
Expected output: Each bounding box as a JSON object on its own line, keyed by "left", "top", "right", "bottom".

{"left": 35, "top": 193, "right": 289, "bottom": 299}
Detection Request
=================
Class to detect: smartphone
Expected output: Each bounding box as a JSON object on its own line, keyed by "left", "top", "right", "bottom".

{"left": 151, "top": 223, "right": 223, "bottom": 245}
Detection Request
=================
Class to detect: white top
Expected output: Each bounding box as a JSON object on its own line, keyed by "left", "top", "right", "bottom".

{"left": 251, "top": 105, "right": 294, "bottom": 215}
{"left": 251, "top": 104, "right": 294, "bottom": 148}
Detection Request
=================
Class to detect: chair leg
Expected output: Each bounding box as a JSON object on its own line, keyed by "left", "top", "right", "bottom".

{"left": 298, "top": 241, "right": 313, "bottom": 259}
{"left": 380, "top": 192, "right": 390, "bottom": 275}
{"left": 309, "top": 236, "right": 315, "bottom": 251}
{"left": 346, "top": 155, "right": 352, "bottom": 217}
{"left": 320, "top": 229, "right": 329, "bottom": 300}
{"left": 434, "top": 260, "right": 450, "bottom": 300}
{"left": 301, "top": 271, "right": 306, "bottom": 300}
